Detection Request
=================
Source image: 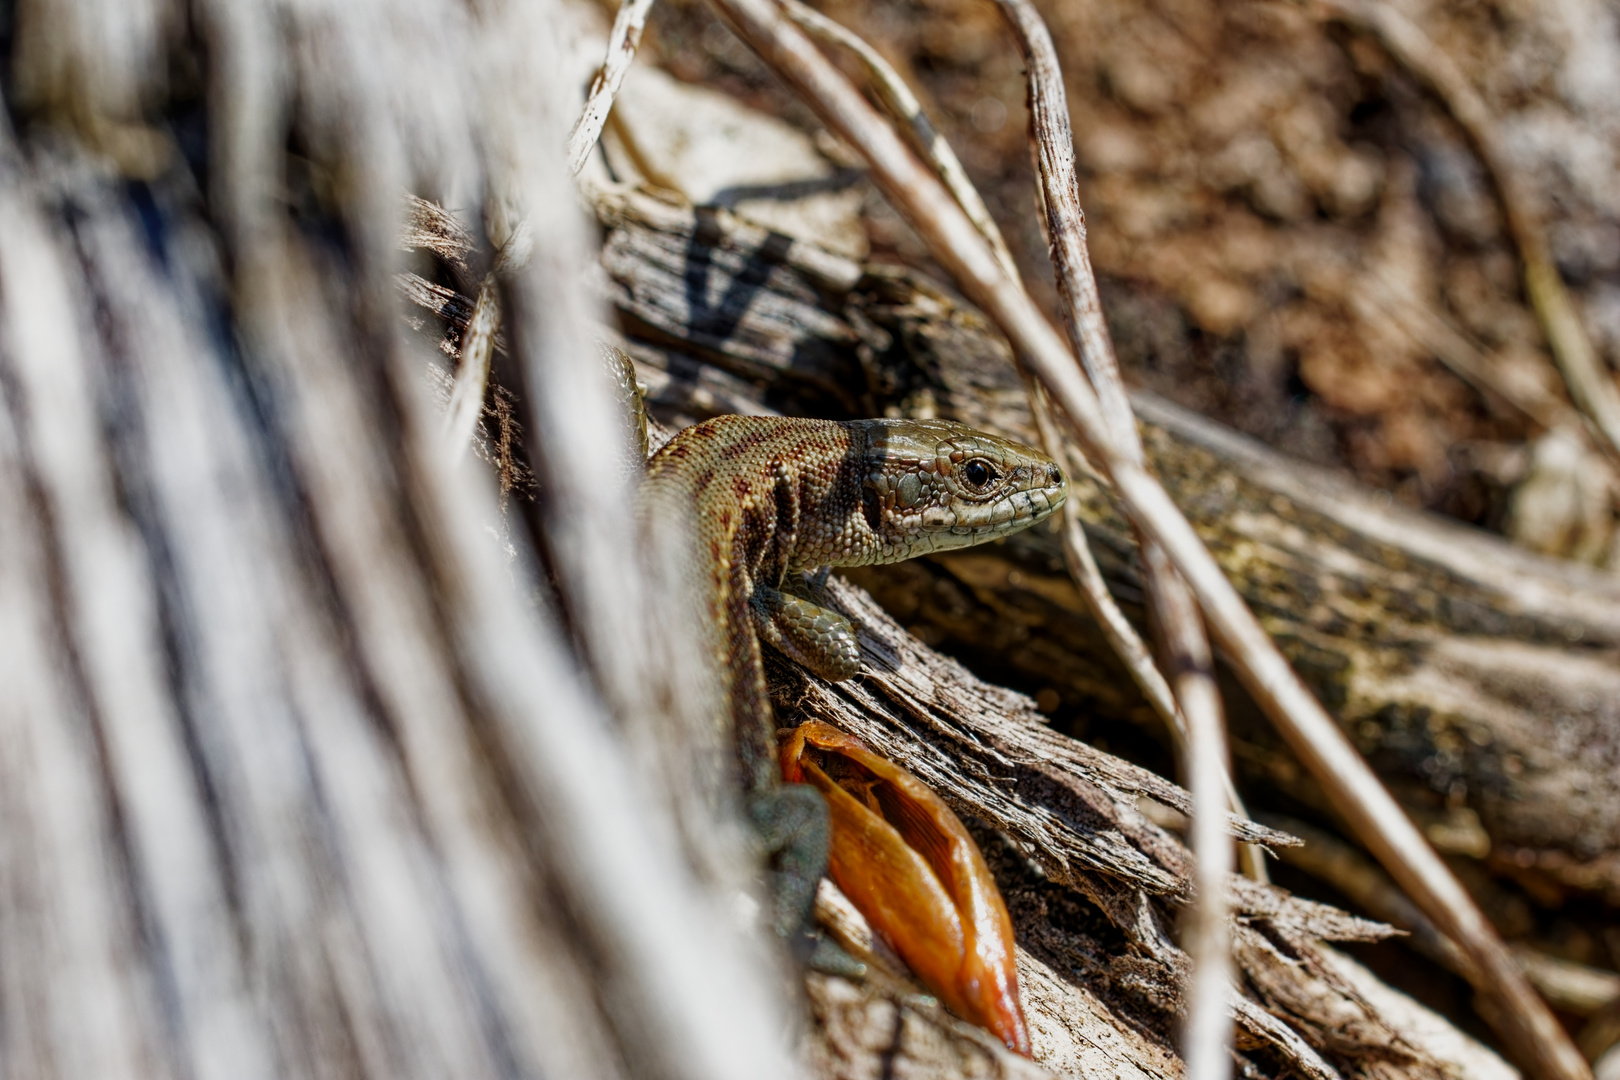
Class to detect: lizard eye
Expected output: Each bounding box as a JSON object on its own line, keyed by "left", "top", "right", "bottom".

{"left": 961, "top": 459, "right": 998, "bottom": 489}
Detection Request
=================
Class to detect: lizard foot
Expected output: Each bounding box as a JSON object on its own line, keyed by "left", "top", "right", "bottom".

{"left": 750, "top": 785, "right": 867, "bottom": 976}
{"left": 806, "top": 931, "right": 867, "bottom": 979}
{"left": 750, "top": 783, "right": 832, "bottom": 943}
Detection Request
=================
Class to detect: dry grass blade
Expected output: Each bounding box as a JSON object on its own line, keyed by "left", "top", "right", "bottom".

{"left": 1110, "top": 458, "right": 1592, "bottom": 1080}
{"left": 986, "top": 0, "right": 1261, "bottom": 905}
{"left": 442, "top": 225, "right": 526, "bottom": 462}
{"left": 983, "top": 11, "right": 1251, "bottom": 1065}
{"left": 1315, "top": 0, "right": 1620, "bottom": 461}
{"left": 704, "top": 0, "right": 1591, "bottom": 1075}
{"left": 443, "top": 275, "right": 499, "bottom": 459}
{"left": 1269, "top": 814, "right": 1620, "bottom": 1021}
{"left": 1027, "top": 395, "right": 1185, "bottom": 740}
{"left": 777, "top": 0, "right": 1018, "bottom": 282}
{"left": 986, "top": 0, "right": 1129, "bottom": 443}
{"left": 568, "top": 0, "right": 658, "bottom": 175}
{"left": 1145, "top": 547, "right": 1232, "bottom": 1080}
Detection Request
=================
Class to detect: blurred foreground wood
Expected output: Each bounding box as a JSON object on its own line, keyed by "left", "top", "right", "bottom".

{"left": 0, "top": 2, "right": 794, "bottom": 1078}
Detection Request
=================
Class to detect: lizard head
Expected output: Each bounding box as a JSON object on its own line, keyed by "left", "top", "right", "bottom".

{"left": 856, "top": 419, "right": 1067, "bottom": 561}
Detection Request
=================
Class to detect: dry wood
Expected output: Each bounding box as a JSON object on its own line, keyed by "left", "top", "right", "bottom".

{"left": 587, "top": 183, "right": 1620, "bottom": 896}
{"left": 1, "top": 0, "right": 801, "bottom": 1077}
{"left": 777, "top": 0, "right": 1020, "bottom": 283}
{"left": 1266, "top": 813, "right": 1620, "bottom": 1020}
{"left": 568, "top": 0, "right": 658, "bottom": 175}
{"left": 397, "top": 184, "right": 1537, "bottom": 1075}
{"left": 4, "top": 0, "right": 1601, "bottom": 1071}
{"left": 590, "top": 12, "right": 1590, "bottom": 1058}
{"left": 581, "top": 180, "right": 1620, "bottom": 1061}
{"left": 783, "top": 0, "right": 1237, "bottom": 890}
{"left": 980, "top": 4, "right": 1236, "bottom": 1069}
{"left": 767, "top": 576, "right": 1491, "bottom": 1079}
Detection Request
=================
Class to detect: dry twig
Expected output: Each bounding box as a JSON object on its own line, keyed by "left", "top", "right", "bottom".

{"left": 443, "top": 276, "right": 501, "bottom": 457}
{"left": 702, "top": 0, "right": 1590, "bottom": 1074}
{"left": 590, "top": 177, "right": 1620, "bottom": 900}
{"left": 984, "top": 0, "right": 1238, "bottom": 1068}
{"left": 778, "top": 0, "right": 1018, "bottom": 281}
{"left": 792, "top": 0, "right": 1251, "bottom": 895}
{"left": 567, "top": 0, "right": 658, "bottom": 175}
{"left": 1269, "top": 815, "right": 1620, "bottom": 1019}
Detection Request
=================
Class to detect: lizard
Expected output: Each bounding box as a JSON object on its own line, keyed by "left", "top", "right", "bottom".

{"left": 638, "top": 411, "right": 1067, "bottom": 967}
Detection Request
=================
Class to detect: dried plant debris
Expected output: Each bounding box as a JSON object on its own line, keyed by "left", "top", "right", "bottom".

{"left": 400, "top": 203, "right": 535, "bottom": 502}
{"left": 561, "top": 180, "right": 1617, "bottom": 1069}
{"left": 391, "top": 190, "right": 1514, "bottom": 1077}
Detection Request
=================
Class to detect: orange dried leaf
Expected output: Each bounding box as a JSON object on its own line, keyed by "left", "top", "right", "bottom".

{"left": 781, "top": 721, "right": 1031, "bottom": 1055}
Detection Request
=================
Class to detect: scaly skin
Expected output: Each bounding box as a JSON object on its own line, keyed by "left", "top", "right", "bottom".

{"left": 640, "top": 415, "right": 1066, "bottom": 945}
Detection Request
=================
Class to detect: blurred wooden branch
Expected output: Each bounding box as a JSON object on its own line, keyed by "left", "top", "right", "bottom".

{"left": 568, "top": 0, "right": 657, "bottom": 175}
{"left": 0, "top": 0, "right": 795, "bottom": 1077}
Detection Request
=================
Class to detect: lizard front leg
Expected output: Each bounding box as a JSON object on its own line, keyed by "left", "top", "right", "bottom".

{"left": 749, "top": 583, "right": 862, "bottom": 682}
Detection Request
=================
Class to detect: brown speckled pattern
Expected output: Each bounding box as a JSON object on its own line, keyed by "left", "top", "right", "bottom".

{"left": 641, "top": 415, "right": 1066, "bottom": 796}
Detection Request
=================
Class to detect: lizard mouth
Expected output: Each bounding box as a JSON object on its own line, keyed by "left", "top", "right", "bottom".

{"left": 904, "top": 462, "right": 1066, "bottom": 547}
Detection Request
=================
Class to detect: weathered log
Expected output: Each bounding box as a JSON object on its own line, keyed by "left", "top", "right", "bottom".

{"left": 772, "top": 577, "right": 1465, "bottom": 1080}
{"left": 402, "top": 186, "right": 1526, "bottom": 1077}
{"left": 592, "top": 184, "right": 1620, "bottom": 903}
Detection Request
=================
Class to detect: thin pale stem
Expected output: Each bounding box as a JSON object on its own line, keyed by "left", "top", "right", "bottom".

{"left": 567, "top": 0, "right": 658, "bottom": 176}
{"left": 1032, "top": 374, "right": 1264, "bottom": 885}
{"left": 1146, "top": 544, "right": 1233, "bottom": 1080}
{"left": 775, "top": 1, "right": 1229, "bottom": 850}
{"left": 444, "top": 274, "right": 499, "bottom": 460}
{"left": 777, "top": 0, "right": 1020, "bottom": 283}
{"left": 989, "top": 0, "right": 1261, "bottom": 900}
{"left": 793, "top": 0, "right": 1203, "bottom": 771}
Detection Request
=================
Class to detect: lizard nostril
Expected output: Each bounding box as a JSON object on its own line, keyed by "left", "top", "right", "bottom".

{"left": 1049, "top": 464, "right": 1063, "bottom": 485}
